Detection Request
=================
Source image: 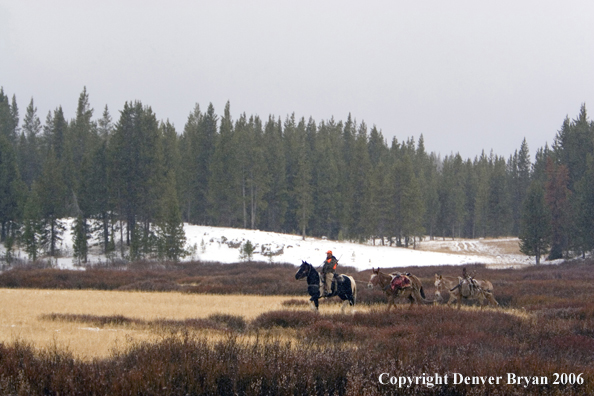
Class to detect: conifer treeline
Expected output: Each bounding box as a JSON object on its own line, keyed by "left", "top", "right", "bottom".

{"left": 1, "top": 87, "right": 593, "bottom": 262}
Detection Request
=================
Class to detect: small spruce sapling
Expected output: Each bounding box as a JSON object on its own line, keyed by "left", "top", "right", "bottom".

{"left": 240, "top": 240, "right": 255, "bottom": 262}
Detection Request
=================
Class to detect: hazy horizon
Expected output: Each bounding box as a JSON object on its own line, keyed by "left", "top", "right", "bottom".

{"left": 2, "top": 1, "right": 593, "bottom": 159}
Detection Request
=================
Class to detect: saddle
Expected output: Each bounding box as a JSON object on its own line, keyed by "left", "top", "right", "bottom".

{"left": 390, "top": 273, "right": 412, "bottom": 291}
{"left": 456, "top": 277, "right": 478, "bottom": 298}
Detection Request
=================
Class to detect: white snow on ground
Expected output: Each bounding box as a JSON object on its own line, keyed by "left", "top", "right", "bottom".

{"left": 180, "top": 225, "right": 521, "bottom": 271}
{"left": 1, "top": 220, "right": 541, "bottom": 271}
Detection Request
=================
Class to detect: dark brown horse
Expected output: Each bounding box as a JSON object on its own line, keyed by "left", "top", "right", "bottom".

{"left": 367, "top": 268, "right": 429, "bottom": 310}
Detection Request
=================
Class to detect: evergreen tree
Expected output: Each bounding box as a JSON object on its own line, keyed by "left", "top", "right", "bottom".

{"left": 368, "top": 126, "right": 388, "bottom": 167}
{"left": 311, "top": 119, "right": 342, "bottom": 238}
{"left": 72, "top": 213, "right": 89, "bottom": 264}
{"left": 208, "top": 101, "right": 241, "bottom": 226}
{"left": 261, "top": 116, "right": 287, "bottom": 232}
{"left": 47, "top": 106, "right": 67, "bottom": 160}
{"left": 179, "top": 104, "right": 203, "bottom": 223}
{"left": 397, "top": 154, "right": 425, "bottom": 246}
{"left": 0, "top": 89, "right": 18, "bottom": 147}
{"left": 156, "top": 170, "right": 186, "bottom": 262}
{"left": 70, "top": 87, "right": 97, "bottom": 193}
{"left": 487, "top": 156, "right": 511, "bottom": 236}
{"left": 43, "top": 107, "right": 74, "bottom": 216}
{"left": 519, "top": 181, "right": 551, "bottom": 264}
{"left": 19, "top": 98, "right": 43, "bottom": 187}
{"left": 160, "top": 120, "right": 181, "bottom": 201}
{"left": 81, "top": 142, "right": 113, "bottom": 254}
{"left": 361, "top": 129, "right": 390, "bottom": 243}
{"left": 338, "top": 114, "right": 357, "bottom": 237}
{"left": 247, "top": 116, "right": 269, "bottom": 229}
{"left": 574, "top": 154, "right": 594, "bottom": 255}
{"left": 97, "top": 105, "right": 113, "bottom": 141}
{"left": 37, "top": 148, "right": 67, "bottom": 257}
{"left": 293, "top": 118, "right": 314, "bottom": 239}
{"left": 438, "top": 154, "right": 465, "bottom": 238}
{"left": 283, "top": 113, "right": 300, "bottom": 233}
{"left": 234, "top": 114, "right": 268, "bottom": 230}
{"left": 109, "top": 101, "right": 164, "bottom": 259}
{"left": 462, "top": 159, "right": 478, "bottom": 238}
{"left": 345, "top": 121, "right": 371, "bottom": 239}
{"left": 68, "top": 88, "right": 100, "bottom": 260}
{"left": 553, "top": 105, "right": 593, "bottom": 190}
{"left": 0, "top": 90, "right": 26, "bottom": 245}
{"left": 179, "top": 103, "right": 218, "bottom": 225}
{"left": 473, "top": 151, "right": 491, "bottom": 238}
{"left": 239, "top": 240, "right": 255, "bottom": 262}
{"left": 22, "top": 183, "right": 43, "bottom": 261}
{"left": 532, "top": 144, "right": 551, "bottom": 185}
{"left": 0, "top": 132, "right": 25, "bottom": 244}
{"left": 544, "top": 158, "right": 571, "bottom": 260}
{"left": 512, "top": 138, "right": 531, "bottom": 234}
{"left": 10, "top": 95, "right": 19, "bottom": 139}
{"left": 422, "top": 155, "right": 440, "bottom": 240}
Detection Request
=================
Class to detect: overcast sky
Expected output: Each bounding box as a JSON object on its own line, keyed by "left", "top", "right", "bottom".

{"left": 2, "top": 1, "right": 593, "bottom": 159}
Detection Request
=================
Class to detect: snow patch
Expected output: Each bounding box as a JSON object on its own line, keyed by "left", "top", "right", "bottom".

{"left": 1, "top": 221, "right": 548, "bottom": 271}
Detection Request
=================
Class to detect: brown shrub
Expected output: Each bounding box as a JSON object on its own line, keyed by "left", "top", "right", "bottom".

{"left": 40, "top": 313, "right": 136, "bottom": 327}
{"left": 281, "top": 298, "right": 309, "bottom": 307}
{"left": 251, "top": 310, "right": 318, "bottom": 329}
{"left": 4, "top": 258, "right": 594, "bottom": 394}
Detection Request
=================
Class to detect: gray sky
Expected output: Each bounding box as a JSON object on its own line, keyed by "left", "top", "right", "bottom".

{"left": 2, "top": 1, "right": 593, "bottom": 159}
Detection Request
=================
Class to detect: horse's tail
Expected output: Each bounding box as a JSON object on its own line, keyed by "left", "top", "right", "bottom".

{"left": 408, "top": 274, "right": 427, "bottom": 301}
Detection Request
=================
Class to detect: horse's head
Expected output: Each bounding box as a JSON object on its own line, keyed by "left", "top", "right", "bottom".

{"left": 367, "top": 267, "right": 380, "bottom": 289}
{"left": 434, "top": 274, "right": 443, "bottom": 289}
{"left": 295, "top": 261, "right": 312, "bottom": 280}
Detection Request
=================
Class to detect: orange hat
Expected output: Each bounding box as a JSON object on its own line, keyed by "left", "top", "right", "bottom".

{"left": 326, "top": 250, "right": 332, "bottom": 255}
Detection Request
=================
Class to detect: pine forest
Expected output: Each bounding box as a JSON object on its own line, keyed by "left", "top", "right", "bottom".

{"left": 1, "top": 87, "right": 594, "bottom": 264}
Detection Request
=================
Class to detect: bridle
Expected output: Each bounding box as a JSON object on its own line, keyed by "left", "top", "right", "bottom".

{"left": 370, "top": 271, "right": 389, "bottom": 289}
{"left": 297, "top": 262, "right": 314, "bottom": 283}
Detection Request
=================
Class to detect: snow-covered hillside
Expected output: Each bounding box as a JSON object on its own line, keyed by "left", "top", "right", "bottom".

{"left": 180, "top": 225, "right": 535, "bottom": 270}
{"left": 2, "top": 221, "right": 536, "bottom": 271}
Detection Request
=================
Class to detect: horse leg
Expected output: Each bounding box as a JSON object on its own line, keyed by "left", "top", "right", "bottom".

{"left": 344, "top": 292, "right": 354, "bottom": 307}
{"left": 486, "top": 292, "right": 499, "bottom": 307}
{"left": 446, "top": 293, "right": 456, "bottom": 308}
{"left": 434, "top": 290, "right": 443, "bottom": 305}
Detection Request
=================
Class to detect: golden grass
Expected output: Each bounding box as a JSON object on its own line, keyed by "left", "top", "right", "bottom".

{"left": 0, "top": 288, "right": 531, "bottom": 360}
{"left": 0, "top": 288, "right": 366, "bottom": 359}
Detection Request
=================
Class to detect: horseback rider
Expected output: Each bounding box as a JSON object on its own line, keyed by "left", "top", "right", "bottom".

{"left": 321, "top": 250, "right": 338, "bottom": 296}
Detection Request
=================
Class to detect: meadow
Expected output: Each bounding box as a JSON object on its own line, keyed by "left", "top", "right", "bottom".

{"left": 0, "top": 259, "right": 593, "bottom": 395}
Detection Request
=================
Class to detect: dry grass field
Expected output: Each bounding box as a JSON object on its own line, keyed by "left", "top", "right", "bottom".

{"left": 0, "top": 260, "right": 593, "bottom": 395}
{"left": 0, "top": 288, "right": 368, "bottom": 359}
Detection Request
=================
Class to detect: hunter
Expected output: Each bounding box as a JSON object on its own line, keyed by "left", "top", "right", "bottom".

{"left": 321, "top": 250, "right": 338, "bottom": 296}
